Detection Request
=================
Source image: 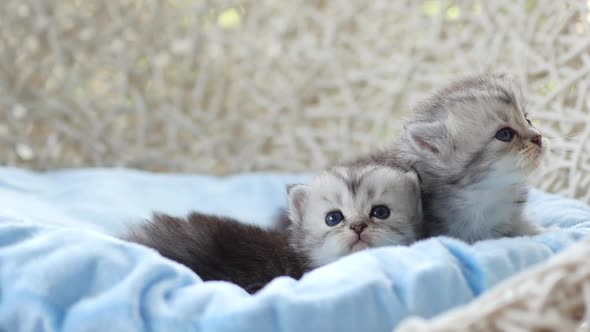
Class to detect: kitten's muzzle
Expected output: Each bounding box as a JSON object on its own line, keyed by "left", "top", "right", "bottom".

{"left": 350, "top": 222, "right": 368, "bottom": 235}
{"left": 531, "top": 134, "right": 542, "bottom": 147}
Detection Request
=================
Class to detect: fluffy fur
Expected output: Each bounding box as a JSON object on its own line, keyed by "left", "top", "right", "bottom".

{"left": 125, "top": 213, "right": 306, "bottom": 294}
{"left": 394, "top": 73, "right": 545, "bottom": 242}
{"left": 287, "top": 165, "right": 422, "bottom": 268}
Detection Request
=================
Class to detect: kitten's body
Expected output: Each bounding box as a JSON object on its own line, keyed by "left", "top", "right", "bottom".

{"left": 426, "top": 158, "right": 532, "bottom": 240}
{"left": 126, "top": 213, "right": 305, "bottom": 293}
{"left": 125, "top": 163, "right": 422, "bottom": 292}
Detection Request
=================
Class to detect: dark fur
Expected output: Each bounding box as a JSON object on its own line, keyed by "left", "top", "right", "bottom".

{"left": 125, "top": 212, "right": 308, "bottom": 294}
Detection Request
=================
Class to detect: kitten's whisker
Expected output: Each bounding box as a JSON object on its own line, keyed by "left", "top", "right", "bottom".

{"left": 548, "top": 147, "right": 575, "bottom": 154}
{"left": 543, "top": 137, "right": 580, "bottom": 154}
{"left": 544, "top": 133, "right": 582, "bottom": 143}
{"left": 560, "top": 133, "right": 581, "bottom": 140}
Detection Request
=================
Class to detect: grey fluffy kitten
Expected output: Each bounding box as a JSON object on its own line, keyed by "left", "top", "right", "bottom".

{"left": 126, "top": 163, "right": 422, "bottom": 292}
{"left": 395, "top": 73, "right": 545, "bottom": 242}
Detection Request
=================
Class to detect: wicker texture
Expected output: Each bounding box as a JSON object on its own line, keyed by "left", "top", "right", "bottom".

{"left": 1, "top": 1, "right": 589, "bottom": 201}
{"left": 395, "top": 235, "right": 590, "bottom": 332}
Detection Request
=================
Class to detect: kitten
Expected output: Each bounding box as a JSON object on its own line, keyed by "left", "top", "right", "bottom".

{"left": 286, "top": 164, "right": 422, "bottom": 268}
{"left": 393, "top": 73, "right": 545, "bottom": 242}
{"left": 125, "top": 164, "right": 422, "bottom": 292}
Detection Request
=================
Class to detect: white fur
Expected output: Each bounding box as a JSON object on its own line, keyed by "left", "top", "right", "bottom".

{"left": 446, "top": 157, "right": 535, "bottom": 242}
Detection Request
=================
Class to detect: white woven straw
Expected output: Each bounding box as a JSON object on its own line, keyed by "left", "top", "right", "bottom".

{"left": 1, "top": 1, "right": 589, "bottom": 203}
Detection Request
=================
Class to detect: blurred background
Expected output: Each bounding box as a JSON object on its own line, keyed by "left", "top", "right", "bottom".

{"left": 0, "top": 0, "right": 589, "bottom": 201}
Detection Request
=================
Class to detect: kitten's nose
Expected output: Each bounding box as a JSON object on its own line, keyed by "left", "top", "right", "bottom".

{"left": 531, "top": 135, "right": 542, "bottom": 147}
{"left": 350, "top": 222, "right": 367, "bottom": 234}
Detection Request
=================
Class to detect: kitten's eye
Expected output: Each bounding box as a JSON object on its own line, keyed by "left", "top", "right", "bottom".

{"left": 525, "top": 117, "right": 532, "bottom": 126}
{"left": 370, "top": 205, "right": 391, "bottom": 220}
{"left": 495, "top": 127, "right": 515, "bottom": 142}
{"left": 325, "top": 211, "right": 344, "bottom": 226}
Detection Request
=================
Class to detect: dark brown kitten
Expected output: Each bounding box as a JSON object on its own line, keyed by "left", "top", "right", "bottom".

{"left": 125, "top": 212, "right": 307, "bottom": 294}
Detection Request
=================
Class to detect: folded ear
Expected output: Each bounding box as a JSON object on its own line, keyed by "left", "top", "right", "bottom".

{"left": 402, "top": 167, "right": 424, "bottom": 232}
{"left": 405, "top": 166, "right": 422, "bottom": 187}
{"left": 403, "top": 167, "right": 422, "bottom": 200}
{"left": 286, "top": 184, "right": 309, "bottom": 223}
{"left": 404, "top": 121, "right": 448, "bottom": 156}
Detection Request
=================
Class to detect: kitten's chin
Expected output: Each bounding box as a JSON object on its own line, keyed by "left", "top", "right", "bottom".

{"left": 503, "top": 148, "right": 543, "bottom": 175}
{"left": 523, "top": 150, "right": 544, "bottom": 173}
{"left": 528, "top": 157, "right": 542, "bottom": 172}
{"left": 351, "top": 240, "right": 369, "bottom": 252}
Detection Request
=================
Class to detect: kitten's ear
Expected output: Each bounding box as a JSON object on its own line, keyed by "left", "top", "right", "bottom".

{"left": 403, "top": 168, "right": 424, "bottom": 230}
{"left": 405, "top": 166, "right": 422, "bottom": 186}
{"left": 286, "top": 184, "right": 309, "bottom": 223}
{"left": 404, "top": 167, "right": 423, "bottom": 199}
{"left": 405, "top": 121, "right": 447, "bottom": 155}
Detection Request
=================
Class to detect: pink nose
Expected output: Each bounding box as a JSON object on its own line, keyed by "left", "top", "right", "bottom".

{"left": 350, "top": 222, "right": 367, "bottom": 234}
{"left": 531, "top": 135, "right": 542, "bottom": 147}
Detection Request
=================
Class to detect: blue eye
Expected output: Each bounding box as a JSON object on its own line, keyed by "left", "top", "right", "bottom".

{"left": 325, "top": 211, "right": 344, "bottom": 226}
{"left": 495, "top": 127, "right": 515, "bottom": 142}
{"left": 370, "top": 205, "right": 391, "bottom": 220}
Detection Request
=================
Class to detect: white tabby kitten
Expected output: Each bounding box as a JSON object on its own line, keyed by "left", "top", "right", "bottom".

{"left": 399, "top": 73, "right": 545, "bottom": 243}
{"left": 287, "top": 164, "right": 422, "bottom": 268}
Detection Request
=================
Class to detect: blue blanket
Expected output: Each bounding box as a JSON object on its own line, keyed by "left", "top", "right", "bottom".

{"left": 1, "top": 167, "right": 589, "bottom": 332}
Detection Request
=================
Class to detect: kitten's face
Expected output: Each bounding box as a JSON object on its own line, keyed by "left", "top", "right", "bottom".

{"left": 287, "top": 166, "right": 422, "bottom": 267}
{"left": 404, "top": 74, "right": 545, "bottom": 181}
